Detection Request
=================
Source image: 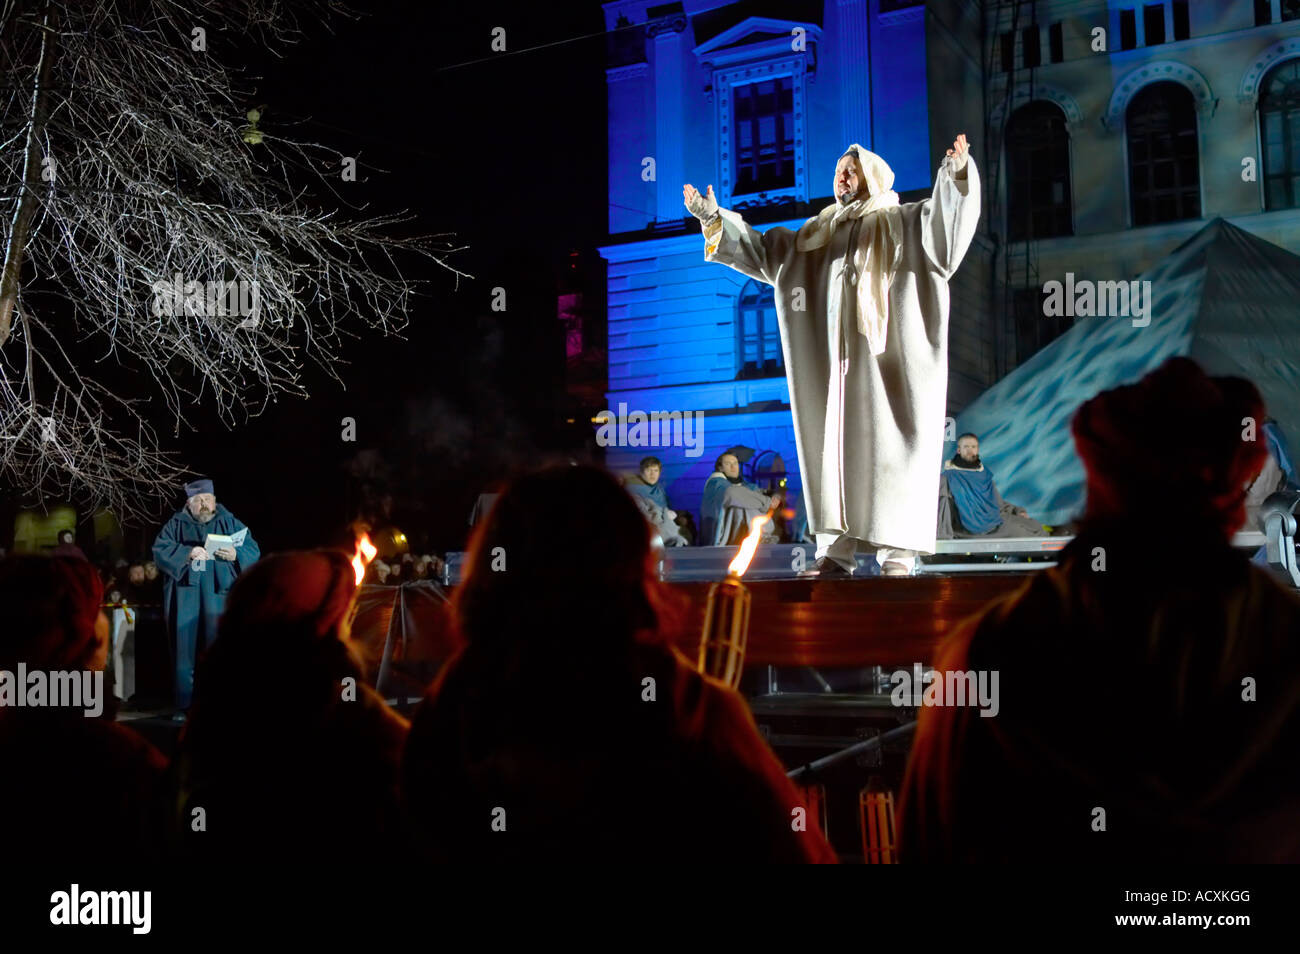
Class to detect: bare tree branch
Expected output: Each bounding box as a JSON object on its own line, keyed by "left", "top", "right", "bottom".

{"left": 0, "top": 0, "right": 468, "bottom": 523}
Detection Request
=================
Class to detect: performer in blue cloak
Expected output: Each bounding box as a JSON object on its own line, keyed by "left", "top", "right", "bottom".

{"left": 152, "top": 478, "right": 260, "bottom": 710}
{"left": 937, "top": 434, "right": 1046, "bottom": 538}
{"left": 1247, "top": 418, "right": 1300, "bottom": 568}
{"left": 624, "top": 456, "right": 672, "bottom": 511}
{"left": 701, "top": 452, "right": 776, "bottom": 546}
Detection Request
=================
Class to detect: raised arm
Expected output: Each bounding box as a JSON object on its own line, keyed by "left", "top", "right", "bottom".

{"left": 684, "top": 183, "right": 794, "bottom": 286}
{"left": 920, "top": 134, "right": 981, "bottom": 279}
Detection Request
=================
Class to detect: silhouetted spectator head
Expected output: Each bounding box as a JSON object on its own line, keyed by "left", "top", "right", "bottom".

{"left": 218, "top": 550, "right": 357, "bottom": 647}
{"left": 143, "top": 561, "right": 159, "bottom": 581}
{"left": 192, "top": 549, "right": 365, "bottom": 717}
{"left": 0, "top": 556, "right": 109, "bottom": 672}
{"left": 57, "top": 530, "right": 74, "bottom": 545}
{"left": 1072, "top": 357, "right": 1268, "bottom": 539}
{"left": 179, "top": 549, "right": 408, "bottom": 863}
{"left": 128, "top": 564, "right": 146, "bottom": 586}
{"left": 453, "top": 464, "right": 683, "bottom": 653}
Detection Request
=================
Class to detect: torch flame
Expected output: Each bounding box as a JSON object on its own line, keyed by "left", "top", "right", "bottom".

{"left": 351, "top": 532, "right": 378, "bottom": 585}
{"left": 727, "top": 505, "right": 775, "bottom": 577}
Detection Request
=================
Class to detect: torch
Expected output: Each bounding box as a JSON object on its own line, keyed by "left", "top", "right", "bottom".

{"left": 697, "top": 502, "right": 775, "bottom": 689}
{"left": 351, "top": 532, "right": 378, "bottom": 585}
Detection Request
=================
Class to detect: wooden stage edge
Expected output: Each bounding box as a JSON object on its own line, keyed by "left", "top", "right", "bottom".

{"left": 668, "top": 573, "right": 1034, "bottom": 669}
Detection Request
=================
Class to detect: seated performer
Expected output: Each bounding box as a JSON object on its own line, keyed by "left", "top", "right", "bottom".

{"left": 1245, "top": 417, "right": 1299, "bottom": 529}
{"left": 936, "top": 434, "right": 1046, "bottom": 538}
{"left": 900, "top": 357, "right": 1300, "bottom": 863}
{"left": 625, "top": 457, "right": 671, "bottom": 511}
{"left": 630, "top": 493, "right": 689, "bottom": 548}
{"left": 700, "top": 453, "right": 776, "bottom": 546}
{"left": 627, "top": 456, "right": 692, "bottom": 547}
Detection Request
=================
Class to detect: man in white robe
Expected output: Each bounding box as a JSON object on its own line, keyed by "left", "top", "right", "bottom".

{"left": 685, "top": 135, "right": 979, "bottom": 576}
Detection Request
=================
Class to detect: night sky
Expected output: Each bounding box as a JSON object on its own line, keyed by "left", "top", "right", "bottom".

{"left": 166, "top": 1, "right": 610, "bottom": 557}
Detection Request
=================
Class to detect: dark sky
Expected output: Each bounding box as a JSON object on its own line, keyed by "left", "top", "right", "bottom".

{"left": 169, "top": 1, "right": 610, "bottom": 555}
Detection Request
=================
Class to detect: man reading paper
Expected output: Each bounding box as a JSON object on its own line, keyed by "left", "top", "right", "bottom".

{"left": 152, "top": 478, "right": 260, "bottom": 711}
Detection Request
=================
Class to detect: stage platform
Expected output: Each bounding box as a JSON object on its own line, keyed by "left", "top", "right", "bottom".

{"left": 665, "top": 572, "right": 1031, "bottom": 670}
{"left": 442, "top": 531, "right": 1270, "bottom": 584}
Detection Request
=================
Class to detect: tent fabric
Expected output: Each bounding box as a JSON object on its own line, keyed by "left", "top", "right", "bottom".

{"left": 949, "top": 219, "right": 1300, "bottom": 527}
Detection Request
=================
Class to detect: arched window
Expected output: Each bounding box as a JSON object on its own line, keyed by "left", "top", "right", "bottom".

{"left": 1006, "top": 101, "right": 1073, "bottom": 241}
{"left": 736, "top": 279, "right": 782, "bottom": 379}
{"left": 1259, "top": 58, "right": 1300, "bottom": 210}
{"left": 1126, "top": 81, "right": 1201, "bottom": 226}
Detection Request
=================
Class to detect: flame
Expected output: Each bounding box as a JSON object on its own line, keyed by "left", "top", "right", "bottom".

{"left": 351, "top": 532, "right": 378, "bottom": 585}
{"left": 727, "top": 506, "right": 775, "bottom": 577}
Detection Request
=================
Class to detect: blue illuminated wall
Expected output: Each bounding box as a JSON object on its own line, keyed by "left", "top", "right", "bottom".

{"left": 598, "top": 0, "right": 987, "bottom": 525}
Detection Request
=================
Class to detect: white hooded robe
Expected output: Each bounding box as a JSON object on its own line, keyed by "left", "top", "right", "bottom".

{"left": 701, "top": 155, "right": 980, "bottom": 554}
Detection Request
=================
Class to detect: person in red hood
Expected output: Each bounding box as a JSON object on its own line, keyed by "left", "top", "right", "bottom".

{"left": 402, "top": 464, "right": 836, "bottom": 863}
{"left": 899, "top": 357, "right": 1300, "bottom": 863}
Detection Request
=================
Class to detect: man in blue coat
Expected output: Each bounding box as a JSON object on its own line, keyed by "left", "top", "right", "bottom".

{"left": 152, "top": 478, "right": 260, "bottom": 710}
{"left": 936, "top": 434, "right": 1045, "bottom": 538}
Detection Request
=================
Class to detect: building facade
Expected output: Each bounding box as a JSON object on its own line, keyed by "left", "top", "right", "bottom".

{"left": 990, "top": 0, "right": 1300, "bottom": 370}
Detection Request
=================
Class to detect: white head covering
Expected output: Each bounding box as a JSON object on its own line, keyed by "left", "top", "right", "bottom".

{"left": 797, "top": 144, "right": 903, "bottom": 355}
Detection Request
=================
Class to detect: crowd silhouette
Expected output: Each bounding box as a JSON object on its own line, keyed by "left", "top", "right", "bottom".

{"left": 2, "top": 357, "right": 1297, "bottom": 863}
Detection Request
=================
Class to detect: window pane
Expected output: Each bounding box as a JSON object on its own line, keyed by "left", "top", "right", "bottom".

{"left": 1006, "top": 101, "right": 1074, "bottom": 239}
{"left": 1127, "top": 82, "right": 1200, "bottom": 224}
{"left": 1144, "top": 4, "right": 1165, "bottom": 45}
{"left": 1120, "top": 9, "right": 1137, "bottom": 49}
{"left": 733, "top": 77, "right": 795, "bottom": 195}
{"left": 1173, "top": 0, "right": 1189, "bottom": 40}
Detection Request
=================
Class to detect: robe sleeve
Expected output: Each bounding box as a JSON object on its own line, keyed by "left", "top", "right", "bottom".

{"left": 919, "top": 156, "right": 981, "bottom": 279}
{"left": 230, "top": 517, "right": 260, "bottom": 573}
{"left": 702, "top": 208, "right": 795, "bottom": 287}
{"left": 937, "top": 473, "right": 957, "bottom": 539}
{"left": 152, "top": 516, "right": 195, "bottom": 586}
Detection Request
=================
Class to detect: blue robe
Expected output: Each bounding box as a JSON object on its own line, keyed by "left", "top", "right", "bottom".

{"left": 152, "top": 505, "right": 259, "bottom": 707}
{"left": 942, "top": 466, "right": 1001, "bottom": 535}
{"left": 1265, "top": 420, "right": 1299, "bottom": 490}
{"left": 626, "top": 478, "right": 670, "bottom": 511}
{"left": 700, "top": 473, "right": 765, "bottom": 546}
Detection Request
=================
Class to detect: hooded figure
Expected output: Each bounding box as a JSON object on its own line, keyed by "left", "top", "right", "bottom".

{"left": 152, "top": 478, "right": 259, "bottom": 708}
{"left": 899, "top": 358, "right": 1300, "bottom": 863}
{"left": 686, "top": 138, "right": 980, "bottom": 575}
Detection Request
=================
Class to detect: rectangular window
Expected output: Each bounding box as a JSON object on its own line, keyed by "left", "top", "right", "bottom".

{"left": 1022, "top": 27, "right": 1041, "bottom": 68}
{"left": 1049, "top": 22, "right": 1064, "bottom": 63}
{"left": 733, "top": 77, "right": 794, "bottom": 195}
{"left": 1172, "top": 0, "right": 1189, "bottom": 39}
{"left": 1144, "top": 4, "right": 1166, "bottom": 45}
{"left": 1000, "top": 30, "right": 1015, "bottom": 72}
{"left": 1285, "top": 0, "right": 1300, "bottom": 22}
{"left": 1259, "top": 0, "right": 1274, "bottom": 25}
{"left": 1120, "top": 9, "right": 1137, "bottom": 50}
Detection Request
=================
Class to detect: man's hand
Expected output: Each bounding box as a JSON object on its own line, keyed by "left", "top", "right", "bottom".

{"left": 683, "top": 183, "right": 719, "bottom": 221}
{"left": 214, "top": 547, "right": 237, "bottom": 561}
{"left": 946, "top": 133, "right": 970, "bottom": 173}
{"left": 189, "top": 546, "right": 210, "bottom": 562}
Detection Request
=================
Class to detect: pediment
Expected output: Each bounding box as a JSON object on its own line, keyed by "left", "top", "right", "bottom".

{"left": 693, "top": 16, "right": 821, "bottom": 62}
